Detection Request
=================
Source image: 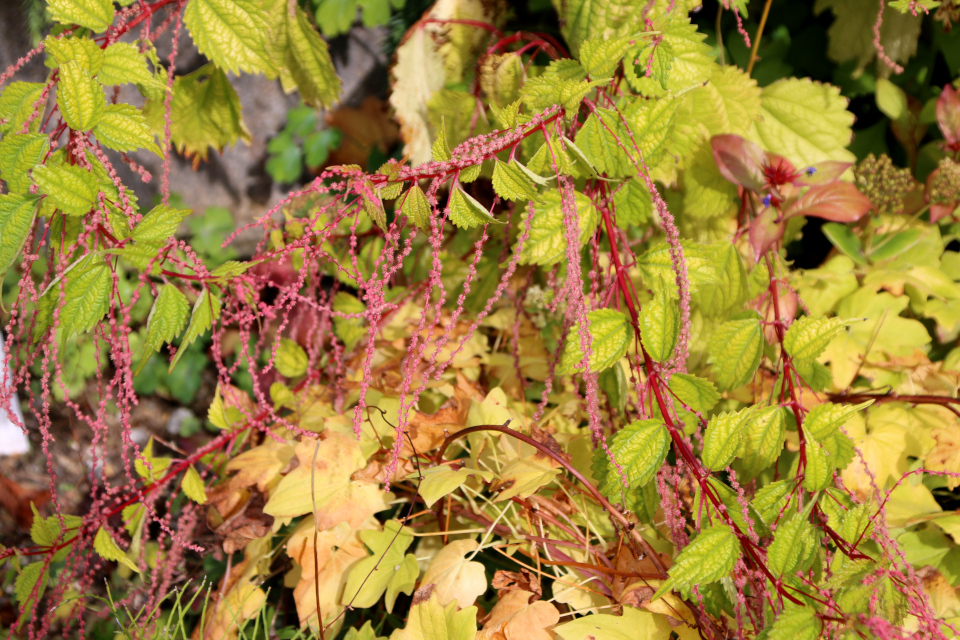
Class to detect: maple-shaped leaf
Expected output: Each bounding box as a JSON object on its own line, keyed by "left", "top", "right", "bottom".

{"left": 477, "top": 589, "right": 559, "bottom": 640}
{"left": 554, "top": 605, "right": 672, "bottom": 640}
{"left": 420, "top": 539, "right": 487, "bottom": 608}
{"left": 225, "top": 436, "right": 295, "bottom": 493}
{"left": 343, "top": 520, "right": 419, "bottom": 611}
{"left": 263, "top": 432, "right": 391, "bottom": 528}
{"left": 391, "top": 592, "right": 478, "bottom": 640}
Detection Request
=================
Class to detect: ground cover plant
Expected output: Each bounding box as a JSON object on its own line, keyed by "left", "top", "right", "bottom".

{"left": 4, "top": 0, "right": 960, "bottom": 638}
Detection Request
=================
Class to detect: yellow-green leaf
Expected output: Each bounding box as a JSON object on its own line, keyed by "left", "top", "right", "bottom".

{"left": 492, "top": 159, "right": 539, "bottom": 202}
{"left": 181, "top": 466, "right": 207, "bottom": 504}
{"left": 707, "top": 315, "right": 764, "bottom": 391}
{"left": 137, "top": 284, "right": 190, "bottom": 375}
{"left": 559, "top": 308, "right": 631, "bottom": 374}
{"left": 283, "top": 5, "right": 341, "bottom": 108}
{"left": 99, "top": 42, "right": 166, "bottom": 89}
{"left": 170, "top": 288, "right": 221, "bottom": 372}
{"left": 0, "top": 133, "right": 49, "bottom": 193}
{"left": 57, "top": 61, "right": 106, "bottom": 132}
{"left": 93, "top": 526, "right": 141, "bottom": 574}
{"left": 133, "top": 205, "right": 190, "bottom": 244}
{"left": 0, "top": 194, "right": 39, "bottom": 277}
{"left": 610, "top": 418, "right": 670, "bottom": 489}
{"left": 275, "top": 337, "right": 308, "bottom": 378}
{"left": 343, "top": 521, "right": 417, "bottom": 610}
{"left": 0, "top": 82, "right": 46, "bottom": 135}
{"left": 184, "top": 0, "right": 274, "bottom": 75}
{"left": 93, "top": 104, "right": 162, "bottom": 155}
{"left": 397, "top": 184, "right": 432, "bottom": 232}
{"left": 640, "top": 281, "right": 679, "bottom": 363}
{"left": 447, "top": 185, "right": 501, "bottom": 229}
{"left": 516, "top": 189, "right": 598, "bottom": 266}
{"left": 653, "top": 523, "right": 740, "bottom": 600}
{"left": 32, "top": 162, "right": 99, "bottom": 216}
{"left": 47, "top": 0, "right": 114, "bottom": 32}
{"left": 44, "top": 35, "right": 105, "bottom": 75}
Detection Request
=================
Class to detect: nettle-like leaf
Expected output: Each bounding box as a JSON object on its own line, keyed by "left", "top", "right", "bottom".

{"left": 752, "top": 479, "right": 795, "bottom": 525}
{"left": 766, "top": 604, "right": 822, "bottom": 640}
{"left": 521, "top": 59, "right": 607, "bottom": 113}
{"left": 137, "top": 284, "right": 190, "bottom": 375}
{"left": 46, "top": 0, "right": 115, "bottom": 32}
{"left": 0, "top": 82, "right": 46, "bottom": 135}
{"left": 627, "top": 14, "right": 714, "bottom": 97}
{"left": 343, "top": 521, "right": 419, "bottom": 611}
{"left": 516, "top": 189, "right": 598, "bottom": 266}
{"left": 695, "top": 243, "right": 749, "bottom": 318}
{"left": 559, "top": 308, "right": 631, "bottom": 374}
{"left": 275, "top": 338, "right": 308, "bottom": 378}
{"left": 181, "top": 466, "right": 207, "bottom": 504}
{"left": 608, "top": 419, "right": 670, "bottom": 489}
{"left": 576, "top": 107, "right": 634, "bottom": 178}
{"left": 35, "top": 259, "right": 113, "bottom": 347}
{"left": 44, "top": 36, "right": 105, "bottom": 75}
{"left": 0, "top": 133, "right": 49, "bottom": 194}
{"left": 281, "top": 5, "right": 341, "bottom": 108}
{"left": 133, "top": 205, "right": 189, "bottom": 244}
{"left": 767, "top": 503, "right": 818, "bottom": 579}
{"left": 397, "top": 184, "right": 431, "bottom": 232}
{"left": 99, "top": 42, "right": 167, "bottom": 89}
{"left": 492, "top": 159, "right": 541, "bottom": 202}
{"left": 93, "top": 527, "right": 140, "bottom": 574}
{"left": 32, "top": 163, "right": 99, "bottom": 216}
{"left": 640, "top": 281, "right": 679, "bottom": 363}
{"left": 579, "top": 33, "right": 634, "bottom": 79}
{"left": 801, "top": 438, "right": 833, "bottom": 491}
{"left": 702, "top": 411, "right": 746, "bottom": 471}
{"left": 447, "top": 186, "right": 501, "bottom": 230}
{"left": 15, "top": 562, "right": 48, "bottom": 610}
{"left": 736, "top": 406, "right": 787, "bottom": 481}
{"left": 783, "top": 316, "right": 858, "bottom": 362}
{"left": 184, "top": 0, "right": 274, "bottom": 75}
{"left": 707, "top": 314, "right": 764, "bottom": 391}
{"left": 0, "top": 194, "right": 39, "bottom": 277}
{"left": 93, "top": 104, "right": 162, "bottom": 155}
{"left": 683, "top": 65, "right": 762, "bottom": 138}
{"left": 170, "top": 288, "right": 221, "bottom": 372}
{"left": 612, "top": 177, "right": 653, "bottom": 228}
{"left": 57, "top": 61, "right": 106, "bottom": 132}
{"left": 669, "top": 373, "right": 720, "bottom": 414}
{"left": 653, "top": 524, "right": 741, "bottom": 600}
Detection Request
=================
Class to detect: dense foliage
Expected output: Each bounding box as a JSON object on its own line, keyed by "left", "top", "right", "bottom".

{"left": 3, "top": 0, "right": 960, "bottom": 639}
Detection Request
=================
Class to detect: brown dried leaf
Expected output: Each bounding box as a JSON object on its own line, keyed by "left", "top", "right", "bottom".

{"left": 477, "top": 589, "right": 559, "bottom": 640}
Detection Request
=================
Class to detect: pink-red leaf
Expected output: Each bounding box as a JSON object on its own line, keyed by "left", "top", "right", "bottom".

{"left": 748, "top": 207, "right": 784, "bottom": 261}
{"left": 785, "top": 182, "right": 871, "bottom": 223}
{"left": 794, "top": 161, "right": 852, "bottom": 186}
{"left": 937, "top": 85, "right": 960, "bottom": 149}
{"left": 711, "top": 134, "right": 767, "bottom": 192}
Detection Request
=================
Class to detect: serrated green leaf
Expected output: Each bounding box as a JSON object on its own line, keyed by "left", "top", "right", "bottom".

{"left": 683, "top": 142, "right": 738, "bottom": 219}
{"left": 752, "top": 479, "right": 795, "bottom": 525}
{"left": 275, "top": 338, "right": 308, "bottom": 377}
{"left": 621, "top": 96, "right": 679, "bottom": 168}
{"left": 459, "top": 163, "right": 482, "bottom": 183}
{"left": 559, "top": 308, "right": 631, "bottom": 374}
{"left": 343, "top": 521, "right": 417, "bottom": 610}
{"left": 682, "top": 65, "right": 762, "bottom": 137}
{"left": 0, "top": 194, "right": 39, "bottom": 277}
{"left": 783, "top": 316, "right": 858, "bottom": 362}
{"left": 36, "top": 259, "right": 113, "bottom": 347}
{"left": 575, "top": 107, "right": 634, "bottom": 178}
{"left": 447, "top": 185, "right": 501, "bottom": 229}
{"left": 137, "top": 284, "right": 189, "bottom": 375}
{"left": 801, "top": 439, "right": 833, "bottom": 491}
{"left": 93, "top": 526, "right": 141, "bottom": 574}
{"left": 283, "top": 5, "right": 341, "bottom": 108}
{"left": 133, "top": 205, "right": 189, "bottom": 244}
{"left": 15, "top": 562, "right": 48, "bottom": 609}
{"left": 184, "top": 0, "right": 273, "bottom": 75}
{"left": 170, "top": 288, "right": 221, "bottom": 372}
{"left": 134, "top": 439, "right": 172, "bottom": 482}
{"left": 669, "top": 374, "right": 720, "bottom": 414}
{"left": 432, "top": 118, "right": 451, "bottom": 162}
{"left": 30, "top": 503, "right": 82, "bottom": 547}
{"left": 702, "top": 411, "right": 745, "bottom": 471}
{"left": 47, "top": 0, "right": 114, "bottom": 31}
{"left": 767, "top": 504, "right": 817, "bottom": 578}
{"left": 417, "top": 465, "right": 493, "bottom": 508}
{"left": 0, "top": 133, "right": 49, "bottom": 193}
{"left": 0, "top": 82, "right": 46, "bottom": 135}
{"left": 707, "top": 315, "right": 764, "bottom": 391}
{"left": 32, "top": 162, "right": 99, "bottom": 216}
{"left": 516, "top": 189, "right": 598, "bottom": 266}
{"left": 766, "top": 604, "right": 821, "bottom": 640}
{"left": 638, "top": 242, "right": 718, "bottom": 295}
{"left": 181, "top": 466, "right": 207, "bottom": 504}
{"left": 627, "top": 16, "right": 714, "bottom": 97}
{"left": 521, "top": 59, "right": 607, "bottom": 113}
{"left": 613, "top": 178, "right": 652, "bottom": 228}
{"left": 397, "top": 184, "right": 432, "bottom": 232}
{"left": 57, "top": 61, "right": 106, "bottom": 132}
{"left": 694, "top": 243, "right": 748, "bottom": 318}
{"left": 803, "top": 400, "right": 872, "bottom": 442}
{"left": 747, "top": 77, "right": 856, "bottom": 168}
{"left": 654, "top": 524, "right": 740, "bottom": 599}
{"left": 93, "top": 104, "right": 162, "bottom": 155}
{"left": 549, "top": 0, "right": 645, "bottom": 57}
{"left": 143, "top": 64, "right": 250, "bottom": 162}
{"left": 99, "top": 42, "right": 166, "bottom": 89}
{"left": 640, "top": 281, "right": 679, "bottom": 363}
{"left": 736, "top": 407, "right": 786, "bottom": 481}
{"left": 609, "top": 418, "right": 670, "bottom": 489}
{"left": 579, "top": 33, "right": 634, "bottom": 79}
{"left": 44, "top": 35, "right": 105, "bottom": 75}
{"left": 492, "top": 159, "right": 539, "bottom": 201}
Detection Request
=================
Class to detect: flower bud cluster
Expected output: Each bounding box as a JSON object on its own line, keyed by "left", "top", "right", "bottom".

{"left": 854, "top": 153, "right": 915, "bottom": 214}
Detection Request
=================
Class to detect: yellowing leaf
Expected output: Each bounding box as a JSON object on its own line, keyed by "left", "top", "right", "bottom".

{"left": 343, "top": 521, "right": 419, "bottom": 611}
{"left": 447, "top": 186, "right": 502, "bottom": 229}
{"left": 44, "top": 36, "right": 104, "bottom": 75}
{"left": 93, "top": 526, "right": 140, "bottom": 574}
{"left": 417, "top": 465, "right": 493, "bottom": 507}
{"left": 390, "top": 592, "right": 478, "bottom": 640}
{"left": 93, "top": 104, "right": 162, "bottom": 155}
{"left": 57, "top": 61, "right": 106, "bottom": 132}
{"left": 0, "top": 194, "right": 39, "bottom": 277}
{"left": 517, "top": 189, "right": 598, "bottom": 266}
{"left": 283, "top": 5, "right": 341, "bottom": 108}
{"left": 47, "top": 0, "right": 114, "bottom": 32}
{"left": 275, "top": 337, "right": 308, "bottom": 378}
{"left": 707, "top": 315, "right": 764, "bottom": 391}
{"left": 32, "top": 162, "right": 99, "bottom": 216}
{"left": 263, "top": 433, "right": 391, "bottom": 528}
{"left": 0, "top": 133, "right": 49, "bottom": 193}
{"left": 225, "top": 436, "right": 295, "bottom": 492}
{"left": 559, "top": 308, "right": 631, "bottom": 375}
{"left": 478, "top": 589, "right": 560, "bottom": 640}
{"left": 491, "top": 457, "right": 561, "bottom": 502}
{"left": 609, "top": 419, "right": 670, "bottom": 489}
{"left": 421, "top": 539, "right": 488, "bottom": 608}
{"left": 36, "top": 259, "right": 113, "bottom": 347}
{"left": 783, "top": 316, "right": 859, "bottom": 362}
{"left": 815, "top": 0, "right": 922, "bottom": 73}
{"left": 0, "top": 82, "right": 45, "bottom": 135}
{"left": 736, "top": 407, "right": 787, "bottom": 481}
{"left": 181, "top": 466, "right": 207, "bottom": 504}
{"left": 98, "top": 42, "right": 166, "bottom": 89}
{"left": 555, "top": 605, "right": 672, "bottom": 640}
{"left": 184, "top": 0, "right": 273, "bottom": 75}
{"left": 641, "top": 282, "right": 679, "bottom": 363}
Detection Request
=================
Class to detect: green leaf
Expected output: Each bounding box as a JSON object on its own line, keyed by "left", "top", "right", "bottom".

{"left": 492, "top": 160, "right": 539, "bottom": 202}
{"left": 447, "top": 185, "right": 501, "bottom": 229}
{"left": 767, "top": 504, "right": 817, "bottom": 578}
{"left": 681, "top": 65, "right": 762, "bottom": 137}
{"left": 752, "top": 479, "right": 795, "bottom": 525}
{"left": 579, "top": 33, "right": 634, "bottom": 79}
{"left": 747, "top": 77, "right": 856, "bottom": 168}
{"left": 559, "top": 308, "right": 631, "bottom": 374}
{"left": 417, "top": 465, "right": 493, "bottom": 508}
{"left": 609, "top": 419, "right": 670, "bottom": 490}
{"left": 46, "top": 0, "right": 114, "bottom": 31}
{"left": 653, "top": 524, "right": 740, "bottom": 600}
{"left": 683, "top": 143, "right": 738, "bottom": 219}
{"left": 30, "top": 503, "right": 82, "bottom": 547}
{"left": 57, "top": 61, "right": 106, "bottom": 132}
{"left": 137, "top": 284, "right": 189, "bottom": 375}
{"left": 612, "top": 178, "right": 653, "bottom": 228}
{"left": 783, "top": 316, "right": 858, "bottom": 362}
{"left": 521, "top": 60, "right": 606, "bottom": 113}
{"left": 0, "top": 133, "right": 49, "bottom": 193}
{"left": 93, "top": 526, "right": 141, "bottom": 574}
{"left": 801, "top": 439, "right": 833, "bottom": 491}
{"left": 695, "top": 243, "right": 748, "bottom": 318}
{"left": 143, "top": 64, "right": 250, "bottom": 162}
{"left": 622, "top": 96, "right": 679, "bottom": 167}
{"left": 93, "top": 104, "right": 162, "bottom": 155}
{"left": 0, "top": 194, "right": 39, "bottom": 277}
{"left": 283, "top": 5, "right": 341, "bottom": 108}
{"left": 133, "top": 205, "right": 189, "bottom": 244}
{"left": 640, "top": 281, "right": 679, "bottom": 363}
{"left": 99, "top": 42, "right": 166, "bottom": 89}
{"left": 736, "top": 406, "right": 786, "bottom": 481}
{"left": 184, "top": 0, "right": 273, "bottom": 75}
{"left": 549, "top": 0, "right": 646, "bottom": 57}
{"left": 627, "top": 16, "right": 714, "bottom": 97}
{"left": 822, "top": 222, "right": 866, "bottom": 266}
{"left": 397, "top": 184, "right": 432, "bottom": 232}
{"left": 15, "top": 562, "right": 48, "bottom": 609}
{"left": 275, "top": 337, "right": 308, "bottom": 377}
{"left": 432, "top": 118, "right": 451, "bottom": 162}
{"left": 36, "top": 259, "right": 113, "bottom": 347}
{"left": 516, "top": 189, "right": 598, "bottom": 266}
{"left": 575, "top": 107, "right": 634, "bottom": 178}
{"left": 44, "top": 36, "right": 105, "bottom": 75}
{"left": 391, "top": 594, "right": 477, "bottom": 640}
{"left": 170, "top": 288, "right": 221, "bottom": 372}
{"left": 702, "top": 411, "right": 746, "bottom": 471}
{"left": 766, "top": 604, "right": 822, "bottom": 640}
{"left": 332, "top": 291, "right": 367, "bottom": 351}
{"left": 0, "top": 82, "right": 45, "bottom": 135}
{"left": 554, "top": 606, "right": 671, "bottom": 640}
{"left": 668, "top": 374, "right": 720, "bottom": 414}
{"left": 707, "top": 315, "right": 764, "bottom": 391}
{"left": 181, "top": 466, "right": 207, "bottom": 504}
{"left": 803, "top": 400, "right": 872, "bottom": 442}
{"left": 343, "top": 521, "right": 418, "bottom": 610}
{"left": 32, "top": 162, "right": 100, "bottom": 216}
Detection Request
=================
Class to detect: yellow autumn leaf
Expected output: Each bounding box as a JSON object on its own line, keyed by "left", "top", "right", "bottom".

{"left": 477, "top": 589, "right": 560, "bottom": 640}
{"left": 420, "top": 539, "right": 488, "bottom": 608}
{"left": 225, "top": 436, "right": 296, "bottom": 493}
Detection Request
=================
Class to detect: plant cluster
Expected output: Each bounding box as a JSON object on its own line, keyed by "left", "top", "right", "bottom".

{"left": 2, "top": 1, "right": 960, "bottom": 640}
